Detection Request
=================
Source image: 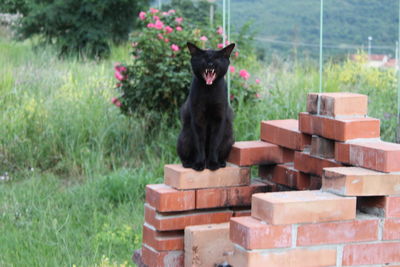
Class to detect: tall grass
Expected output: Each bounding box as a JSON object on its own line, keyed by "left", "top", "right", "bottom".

{"left": 0, "top": 33, "right": 398, "bottom": 266}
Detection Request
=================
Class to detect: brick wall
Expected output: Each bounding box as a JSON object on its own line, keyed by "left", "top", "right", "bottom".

{"left": 134, "top": 92, "right": 400, "bottom": 267}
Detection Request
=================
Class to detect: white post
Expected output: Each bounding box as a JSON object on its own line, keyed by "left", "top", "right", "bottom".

{"left": 368, "top": 36, "right": 373, "bottom": 58}
{"left": 318, "top": 0, "right": 324, "bottom": 115}
{"left": 223, "top": 0, "right": 226, "bottom": 46}
{"left": 396, "top": 42, "right": 399, "bottom": 71}
{"left": 227, "top": 0, "right": 231, "bottom": 103}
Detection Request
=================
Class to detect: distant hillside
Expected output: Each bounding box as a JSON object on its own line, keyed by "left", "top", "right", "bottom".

{"left": 228, "top": 0, "right": 398, "bottom": 58}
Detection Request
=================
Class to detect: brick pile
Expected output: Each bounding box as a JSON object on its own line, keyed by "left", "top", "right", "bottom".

{"left": 137, "top": 164, "right": 271, "bottom": 267}
{"left": 134, "top": 92, "right": 400, "bottom": 267}
{"left": 229, "top": 92, "right": 400, "bottom": 266}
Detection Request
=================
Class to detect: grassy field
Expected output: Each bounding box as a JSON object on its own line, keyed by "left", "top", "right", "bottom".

{"left": 0, "top": 29, "right": 398, "bottom": 266}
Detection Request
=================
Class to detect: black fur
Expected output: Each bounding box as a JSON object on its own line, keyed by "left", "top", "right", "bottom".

{"left": 177, "top": 42, "right": 235, "bottom": 171}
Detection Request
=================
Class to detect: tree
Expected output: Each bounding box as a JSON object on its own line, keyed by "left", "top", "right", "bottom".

{"left": 1, "top": 0, "right": 150, "bottom": 59}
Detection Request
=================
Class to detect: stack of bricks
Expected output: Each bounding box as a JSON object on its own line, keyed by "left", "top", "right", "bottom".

{"left": 134, "top": 92, "right": 400, "bottom": 266}
{"left": 137, "top": 164, "right": 272, "bottom": 267}
{"left": 228, "top": 92, "right": 400, "bottom": 266}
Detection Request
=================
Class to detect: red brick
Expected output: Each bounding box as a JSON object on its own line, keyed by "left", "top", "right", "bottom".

{"left": 336, "top": 141, "right": 400, "bottom": 173}
{"left": 144, "top": 204, "right": 233, "bottom": 231}
{"left": 335, "top": 142, "right": 350, "bottom": 163}
{"left": 357, "top": 196, "right": 400, "bottom": 218}
{"left": 252, "top": 191, "right": 356, "bottom": 225}
{"left": 260, "top": 119, "right": 311, "bottom": 150}
{"left": 307, "top": 92, "right": 368, "bottom": 117}
{"left": 164, "top": 164, "right": 250, "bottom": 190}
{"left": 309, "top": 175, "right": 322, "bottom": 190}
{"left": 227, "top": 140, "right": 293, "bottom": 166}
{"left": 384, "top": 218, "right": 400, "bottom": 240}
{"left": 323, "top": 167, "right": 400, "bottom": 196}
{"left": 310, "top": 135, "right": 335, "bottom": 158}
{"left": 185, "top": 223, "right": 233, "bottom": 267}
{"left": 294, "top": 151, "right": 342, "bottom": 176}
{"left": 142, "top": 244, "right": 183, "bottom": 267}
{"left": 259, "top": 163, "right": 311, "bottom": 190}
{"left": 145, "top": 184, "right": 195, "bottom": 212}
{"left": 230, "top": 216, "right": 291, "bottom": 249}
{"left": 298, "top": 112, "right": 380, "bottom": 141}
{"left": 342, "top": 242, "right": 400, "bottom": 266}
{"left": 230, "top": 245, "right": 337, "bottom": 267}
{"left": 195, "top": 181, "right": 267, "bottom": 209}
{"left": 142, "top": 223, "right": 184, "bottom": 251}
{"left": 297, "top": 215, "right": 378, "bottom": 246}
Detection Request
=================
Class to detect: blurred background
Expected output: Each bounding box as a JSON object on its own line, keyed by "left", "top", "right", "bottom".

{"left": 0, "top": 0, "right": 399, "bottom": 266}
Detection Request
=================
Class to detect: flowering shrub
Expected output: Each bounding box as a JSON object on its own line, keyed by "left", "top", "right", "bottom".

{"left": 113, "top": 8, "right": 262, "bottom": 116}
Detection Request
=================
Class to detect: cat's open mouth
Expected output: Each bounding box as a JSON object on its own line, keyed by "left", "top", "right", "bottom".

{"left": 202, "top": 69, "right": 216, "bottom": 85}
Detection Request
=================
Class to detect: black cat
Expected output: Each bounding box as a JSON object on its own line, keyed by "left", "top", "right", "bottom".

{"left": 177, "top": 42, "right": 235, "bottom": 171}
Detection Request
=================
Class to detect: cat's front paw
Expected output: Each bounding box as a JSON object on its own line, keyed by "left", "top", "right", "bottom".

{"left": 192, "top": 161, "right": 205, "bottom": 171}
{"left": 219, "top": 161, "right": 226, "bottom": 168}
{"left": 182, "top": 162, "right": 192, "bottom": 169}
{"left": 206, "top": 160, "right": 220, "bottom": 171}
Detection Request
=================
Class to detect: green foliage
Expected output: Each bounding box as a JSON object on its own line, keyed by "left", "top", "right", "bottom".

{"left": 0, "top": 0, "right": 29, "bottom": 14}
{"left": 10, "top": 0, "right": 149, "bottom": 58}
{"left": 114, "top": 7, "right": 262, "bottom": 118}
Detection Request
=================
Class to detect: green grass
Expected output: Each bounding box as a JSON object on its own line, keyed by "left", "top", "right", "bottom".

{"left": 0, "top": 30, "right": 398, "bottom": 266}
{"left": 0, "top": 170, "right": 148, "bottom": 266}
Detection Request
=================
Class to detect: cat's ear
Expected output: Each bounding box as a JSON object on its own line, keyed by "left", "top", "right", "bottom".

{"left": 187, "top": 42, "right": 203, "bottom": 56}
{"left": 220, "top": 43, "right": 235, "bottom": 57}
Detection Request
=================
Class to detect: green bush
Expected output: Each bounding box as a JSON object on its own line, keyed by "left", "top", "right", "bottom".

{"left": 113, "top": 7, "right": 262, "bottom": 117}
{"left": 8, "top": 0, "right": 149, "bottom": 58}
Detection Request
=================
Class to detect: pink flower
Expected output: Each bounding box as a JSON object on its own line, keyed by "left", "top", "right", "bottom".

{"left": 114, "top": 64, "right": 127, "bottom": 73}
{"left": 230, "top": 94, "right": 234, "bottom": 101}
{"left": 153, "top": 15, "right": 160, "bottom": 21}
{"left": 176, "top": 26, "right": 182, "bottom": 31}
{"left": 158, "top": 33, "right": 164, "bottom": 40}
{"left": 255, "top": 93, "right": 261, "bottom": 99}
{"left": 147, "top": 23, "right": 155, "bottom": 28}
{"left": 229, "top": 66, "right": 235, "bottom": 73}
{"left": 115, "top": 71, "right": 125, "bottom": 81}
{"left": 171, "top": 44, "right": 180, "bottom": 51}
{"left": 200, "top": 36, "right": 208, "bottom": 41}
{"left": 175, "top": 17, "right": 183, "bottom": 24}
{"left": 239, "top": 69, "right": 250, "bottom": 80}
{"left": 165, "top": 26, "right": 173, "bottom": 34}
{"left": 154, "top": 20, "right": 164, "bottom": 30}
{"left": 162, "top": 12, "right": 168, "bottom": 16}
{"left": 225, "top": 40, "right": 230, "bottom": 45}
{"left": 131, "top": 42, "right": 138, "bottom": 47}
{"left": 255, "top": 79, "right": 260, "bottom": 84}
{"left": 149, "top": 8, "right": 159, "bottom": 14}
{"left": 234, "top": 51, "right": 239, "bottom": 58}
{"left": 117, "top": 66, "right": 126, "bottom": 72}
{"left": 164, "top": 38, "right": 170, "bottom": 43}
{"left": 114, "top": 64, "right": 127, "bottom": 81}
{"left": 168, "top": 9, "right": 176, "bottom": 14}
{"left": 217, "top": 43, "right": 224, "bottom": 48}
{"left": 217, "top": 26, "right": 223, "bottom": 35}
{"left": 111, "top": 97, "right": 122, "bottom": 107}
{"left": 139, "top": 11, "right": 146, "bottom": 20}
